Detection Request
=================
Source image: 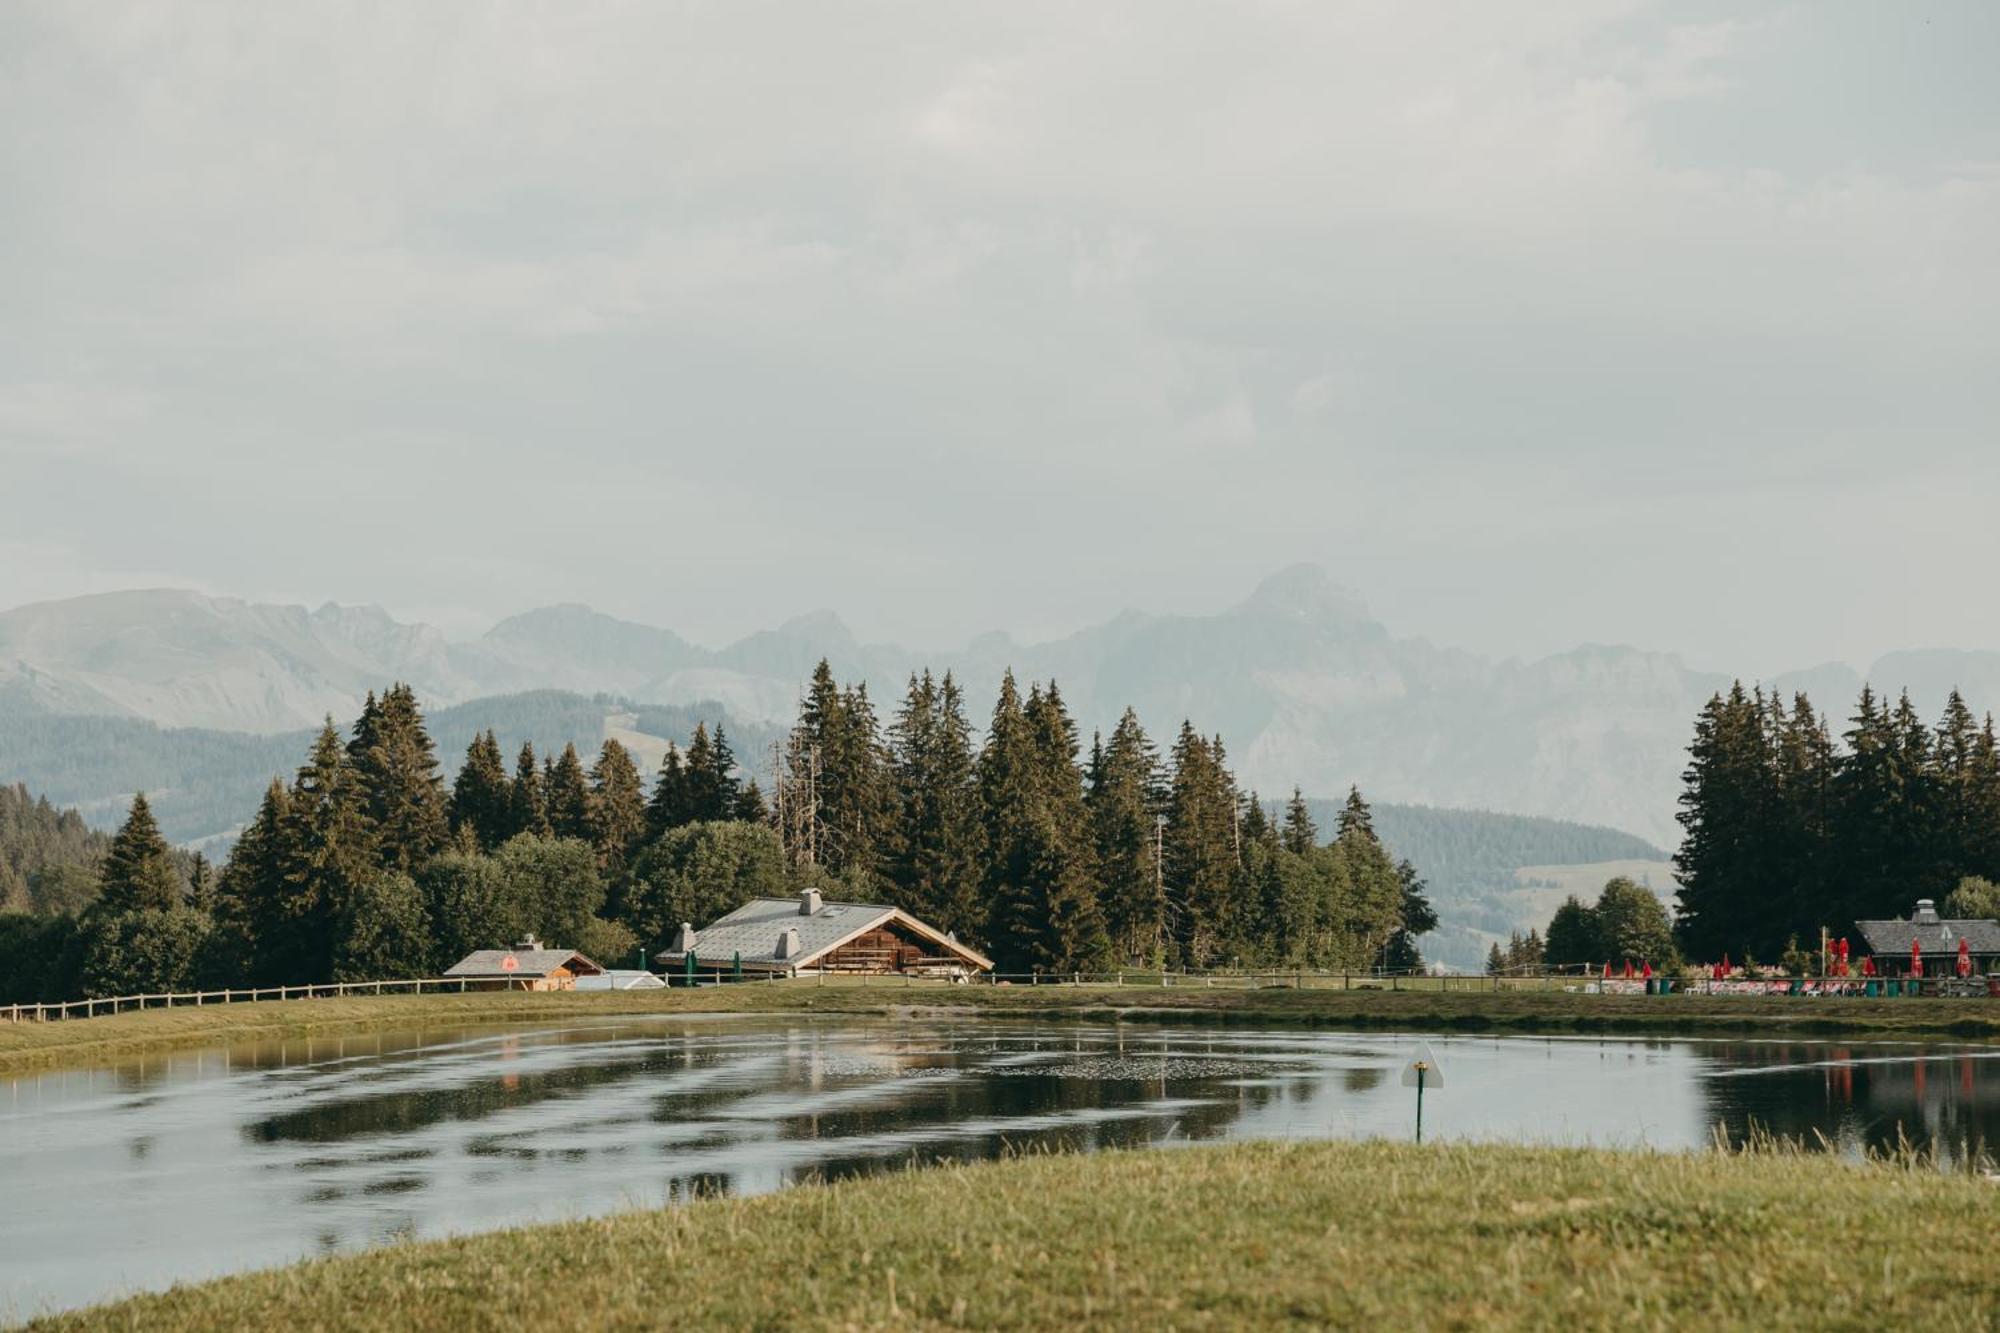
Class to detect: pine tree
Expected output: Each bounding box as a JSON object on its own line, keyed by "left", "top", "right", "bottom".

{"left": 450, "top": 730, "right": 514, "bottom": 850}
{"left": 587, "top": 739, "right": 647, "bottom": 872}
{"left": 545, "top": 744, "right": 594, "bottom": 842}
{"left": 348, "top": 683, "right": 449, "bottom": 873}
{"left": 1086, "top": 708, "right": 1164, "bottom": 966}
{"left": 96, "top": 793, "right": 181, "bottom": 915}
{"left": 887, "top": 671, "right": 983, "bottom": 936}
{"left": 511, "top": 743, "right": 552, "bottom": 839}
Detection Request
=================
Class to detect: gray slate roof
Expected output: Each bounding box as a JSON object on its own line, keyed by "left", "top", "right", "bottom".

{"left": 444, "top": 948, "right": 604, "bottom": 978}
{"left": 1853, "top": 917, "right": 2000, "bottom": 957}
{"left": 656, "top": 897, "right": 992, "bottom": 971}
{"left": 661, "top": 898, "right": 896, "bottom": 969}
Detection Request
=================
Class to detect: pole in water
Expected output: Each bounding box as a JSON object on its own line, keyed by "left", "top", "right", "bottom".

{"left": 1401, "top": 1043, "right": 1443, "bottom": 1143}
{"left": 1414, "top": 1062, "right": 1426, "bottom": 1143}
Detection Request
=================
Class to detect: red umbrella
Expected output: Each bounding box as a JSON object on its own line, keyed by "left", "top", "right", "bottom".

{"left": 1862, "top": 955, "right": 1876, "bottom": 977}
{"left": 1910, "top": 937, "right": 1922, "bottom": 977}
{"left": 1642, "top": 960, "right": 1654, "bottom": 980}
{"left": 1623, "top": 959, "right": 1634, "bottom": 979}
{"left": 1602, "top": 960, "right": 1612, "bottom": 980}
{"left": 1958, "top": 936, "right": 1972, "bottom": 978}
{"left": 1721, "top": 953, "right": 1731, "bottom": 974}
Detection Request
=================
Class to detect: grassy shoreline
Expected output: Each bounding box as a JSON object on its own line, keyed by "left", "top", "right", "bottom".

{"left": 8, "top": 981, "right": 2000, "bottom": 1076}
{"left": 24, "top": 1139, "right": 2000, "bottom": 1331}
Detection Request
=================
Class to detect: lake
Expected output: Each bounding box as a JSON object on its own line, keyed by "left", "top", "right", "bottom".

{"left": 4, "top": 1016, "right": 1998, "bottom": 1319}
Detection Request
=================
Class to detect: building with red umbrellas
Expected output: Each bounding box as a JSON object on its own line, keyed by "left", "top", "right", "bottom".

{"left": 1854, "top": 899, "right": 2000, "bottom": 978}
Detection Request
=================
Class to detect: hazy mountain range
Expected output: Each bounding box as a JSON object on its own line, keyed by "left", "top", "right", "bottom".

{"left": 3, "top": 566, "right": 1995, "bottom": 848}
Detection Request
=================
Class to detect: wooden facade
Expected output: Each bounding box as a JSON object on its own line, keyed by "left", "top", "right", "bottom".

{"left": 816, "top": 924, "right": 974, "bottom": 976}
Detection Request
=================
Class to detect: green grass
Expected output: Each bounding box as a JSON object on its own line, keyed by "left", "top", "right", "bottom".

{"left": 9, "top": 980, "right": 2000, "bottom": 1077}
{"left": 26, "top": 1139, "right": 2000, "bottom": 1331}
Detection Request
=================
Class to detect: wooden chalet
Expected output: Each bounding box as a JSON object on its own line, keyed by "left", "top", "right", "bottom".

{"left": 656, "top": 890, "right": 993, "bottom": 979}
{"left": 443, "top": 935, "right": 605, "bottom": 991}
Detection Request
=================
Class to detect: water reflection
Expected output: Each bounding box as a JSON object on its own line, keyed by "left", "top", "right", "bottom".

{"left": 3, "top": 1018, "right": 1999, "bottom": 1319}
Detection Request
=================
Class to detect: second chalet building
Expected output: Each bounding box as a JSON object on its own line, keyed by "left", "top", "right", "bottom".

{"left": 657, "top": 889, "right": 993, "bottom": 979}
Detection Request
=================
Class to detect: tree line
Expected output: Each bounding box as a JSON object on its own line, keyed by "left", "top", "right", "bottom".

{"left": 1674, "top": 682, "right": 2000, "bottom": 961}
{"left": 0, "top": 667, "right": 1435, "bottom": 1001}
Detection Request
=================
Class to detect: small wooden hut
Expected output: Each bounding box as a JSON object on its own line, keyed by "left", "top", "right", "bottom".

{"left": 656, "top": 890, "right": 993, "bottom": 979}
{"left": 444, "top": 935, "right": 605, "bottom": 991}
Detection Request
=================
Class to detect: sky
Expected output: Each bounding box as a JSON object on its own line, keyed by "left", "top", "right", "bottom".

{"left": 2, "top": 1, "right": 1997, "bottom": 678}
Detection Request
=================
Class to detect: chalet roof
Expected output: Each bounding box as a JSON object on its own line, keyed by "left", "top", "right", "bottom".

{"left": 656, "top": 896, "right": 993, "bottom": 972}
{"left": 444, "top": 948, "right": 604, "bottom": 979}
{"left": 1853, "top": 915, "right": 2000, "bottom": 957}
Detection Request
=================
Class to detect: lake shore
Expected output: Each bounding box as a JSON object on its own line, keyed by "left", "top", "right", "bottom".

{"left": 20, "top": 1138, "right": 2000, "bottom": 1331}
{"left": 9, "top": 980, "right": 2000, "bottom": 1076}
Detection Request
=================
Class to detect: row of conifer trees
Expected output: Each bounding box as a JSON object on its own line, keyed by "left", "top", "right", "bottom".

{"left": 1674, "top": 682, "right": 2000, "bottom": 960}
{"left": 2, "top": 667, "right": 1433, "bottom": 1001}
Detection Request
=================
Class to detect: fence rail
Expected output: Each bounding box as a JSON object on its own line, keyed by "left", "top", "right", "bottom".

{"left": 10, "top": 966, "right": 1985, "bottom": 1025}
{"left": 1, "top": 976, "right": 478, "bottom": 1024}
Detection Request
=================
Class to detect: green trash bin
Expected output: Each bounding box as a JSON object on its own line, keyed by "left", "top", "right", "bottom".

{"left": 1658, "top": 978, "right": 1673, "bottom": 996}
{"left": 1865, "top": 980, "right": 1879, "bottom": 998}
{"left": 1888, "top": 979, "right": 1902, "bottom": 997}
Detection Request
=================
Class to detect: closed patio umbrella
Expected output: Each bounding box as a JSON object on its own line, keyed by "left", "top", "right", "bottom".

{"left": 1958, "top": 936, "right": 1972, "bottom": 978}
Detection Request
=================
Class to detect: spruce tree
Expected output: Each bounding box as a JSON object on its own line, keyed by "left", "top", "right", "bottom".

{"left": 270, "top": 722, "right": 378, "bottom": 983}
{"left": 187, "top": 852, "right": 216, "bottom": 917}
{"left": 1281, "top": 788, "right": 1319, "bottom": 855}
{"left": 646, "top": 744, "right": 692, "bottom": 840}
{"left": 450, "top": 730, "right": 514, "bottom": 850}
{"left": 348, "top": 683, "right": 449, "bottom": 873}
{"left": 587, "top": 739, "right": 648, "bottom": 872}
{"left": 983, "top": 682, "right": 1108, "bottom": 972}
{"left": 545, "top": 744, "right": 595, "bottom": 842}
{"left": 97, "top": 793, "right": 182, "bottom": 915}
{"left": 735, "top": 778, "right": 768, "bottom": 825}
{"left": 1161, "top": 723, "right": 1238, "bottom": 967}
{"left": 683, "top": 723, "right": 742, "bottom": 823}
{"left": 511, "top": 743, "right": 552, "bottom": 839}
{"left": 887, "top": 671, "right": 983, "bottom": 936}
{"left": 1086, "top": 708, "right": 1164, "bottom": 966}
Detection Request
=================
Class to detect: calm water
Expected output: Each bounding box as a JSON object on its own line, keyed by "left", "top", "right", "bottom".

{"left": 5, "top": 1016, "right": 2000, "bottom": 1319}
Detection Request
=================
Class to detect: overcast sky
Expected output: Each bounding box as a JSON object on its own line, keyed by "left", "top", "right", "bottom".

{"left": 3, "top": 2, "right": 1996, "bottom": 677}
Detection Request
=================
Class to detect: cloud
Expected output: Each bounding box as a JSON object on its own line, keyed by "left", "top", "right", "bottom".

{"left": 0, "top": 0, "right": 1995, "bottom": 667}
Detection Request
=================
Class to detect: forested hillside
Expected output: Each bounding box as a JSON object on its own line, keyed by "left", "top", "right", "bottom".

{"left": 0, "top": 784, "right": 110, "bottom": 914}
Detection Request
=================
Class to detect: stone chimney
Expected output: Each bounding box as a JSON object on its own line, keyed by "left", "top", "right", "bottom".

{"left": 673, "top": 922, "right": 697, "bottom": 954}
{"left": 1915, "top": 899, "right": 1940, "bottom": 925}
{"left": 799, "top": 888, "right": 823, "bottom": 916}
{"left": 776, "top": 926, "right": 802, "bottom": 960}
{"left": 517, "top": 933, "right": 542, "bottom": 951}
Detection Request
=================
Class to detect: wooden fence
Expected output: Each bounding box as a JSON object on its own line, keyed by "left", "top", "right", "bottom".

{"left": 1, "top": 977, "right": 477, "bottom": 1024}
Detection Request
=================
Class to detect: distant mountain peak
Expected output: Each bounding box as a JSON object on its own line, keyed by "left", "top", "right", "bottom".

{"left": 1240, "top": 564, "right": 1372, "bottom": 624}
{"left": 777, "top": 609, "right": 855, "bottom": 644}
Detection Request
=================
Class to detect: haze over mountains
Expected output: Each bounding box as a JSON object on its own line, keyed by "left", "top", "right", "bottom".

{"left": 3, "top": 566, "right": 1994, "bottom": 848}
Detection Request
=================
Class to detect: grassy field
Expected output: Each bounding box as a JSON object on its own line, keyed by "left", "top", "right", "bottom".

{"left": 8, "top": 979, "right": 2000, "bottom": 1077}
{"left": 26, "top": 1139, "right": 2000, "bottom": 1331}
